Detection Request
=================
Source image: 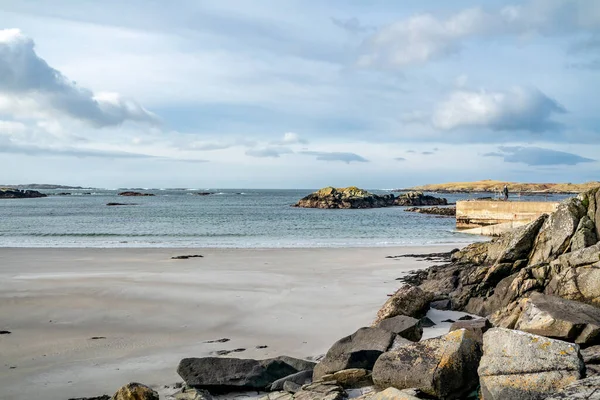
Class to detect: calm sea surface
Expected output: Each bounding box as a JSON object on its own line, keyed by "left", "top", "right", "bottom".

{"left": 0, "top": 189, "right": 571, "bottom": 248}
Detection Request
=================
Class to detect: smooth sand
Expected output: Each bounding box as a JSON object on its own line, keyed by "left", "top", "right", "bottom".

{"left": 0, "top": 246, "right": 462, "bottom": 400}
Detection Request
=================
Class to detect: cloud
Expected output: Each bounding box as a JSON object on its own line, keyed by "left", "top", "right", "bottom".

{"left": 0, "top": 29, "right": 158, "bottom": 127}
{"left": 432, "top": 87, "right": 566, "bottom": 132}
{"left": 483, "top": 146, "right": 595, "bottom": 166}
{"left": 300, "top": 151, "right": 368, "bottom": 163}
{"left": 394, "top": 157, "right": 406, "bottom": 161}
{"left": 271, "top": 132, "right": 308, "bottom": 145}
{"left": 421, "top": 151, "right": 434, "bottom": 155}
{"left": 358, "top": 1, "right": 600, "bottom": 68}
{"left": 245, "top": 147, "right": 293, "bottom": 158}
{"left": 331, "top": 17, "right": 370, "bottom": 34}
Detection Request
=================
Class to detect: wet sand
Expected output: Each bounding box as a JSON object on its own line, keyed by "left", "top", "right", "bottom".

{"left": 0, "top": 246, "right": 462, "bottom": 400}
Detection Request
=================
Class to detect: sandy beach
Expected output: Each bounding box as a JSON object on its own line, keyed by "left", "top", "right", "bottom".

{"left": 0, "top": 246, "right": 465, "bottom": 400}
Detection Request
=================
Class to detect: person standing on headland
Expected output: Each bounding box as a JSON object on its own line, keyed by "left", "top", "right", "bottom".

{"left": 503, "top": 185, "right": 509, "bottom": 201}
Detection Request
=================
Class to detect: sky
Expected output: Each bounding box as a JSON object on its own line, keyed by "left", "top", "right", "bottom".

{"left": 0, "top": 0, "right": 599, "bottom": 189}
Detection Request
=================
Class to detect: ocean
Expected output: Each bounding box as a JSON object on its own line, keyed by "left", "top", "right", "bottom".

{"left": 0, "top": 189, "right": 571, "bottom": 248}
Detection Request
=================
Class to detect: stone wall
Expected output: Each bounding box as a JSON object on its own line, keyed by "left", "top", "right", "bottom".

{"left": 456, "top": 200, "right": 559, "bottom": 230}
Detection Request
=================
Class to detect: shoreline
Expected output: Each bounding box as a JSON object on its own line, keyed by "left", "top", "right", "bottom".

{"left": 0, "top": 245, "right": 464, "bottom": 400}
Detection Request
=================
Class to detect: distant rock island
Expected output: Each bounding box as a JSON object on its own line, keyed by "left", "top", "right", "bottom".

{"left": 294, "top": 187, "right": 447, "bottom": 209}
{"left": 118, "top": 191, "right": 155, "bottom": 197}
{"left": 0, "top": 184, "right": 91, "bottom": 190}
{"left": 0, "top": 188, "right": 47, "bottom": 199}
{"left": 398, "top": 179, "right": 600, "bottom": 194}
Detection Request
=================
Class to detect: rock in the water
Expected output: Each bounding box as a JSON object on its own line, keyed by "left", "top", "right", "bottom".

{"left": 370, "top": 387, "right": 421, "bottom": 400}
{"left": 449, "top": 318, "right": 492, "bottom": 343}
{"left": 68, "top": 397, "right": 110, "bottom": 400}
{"left": 177, "top": 356, "right": 315, "bottom": 390}
{"left": 404, "top": 206, "right": 455, "bottom": 216}
{"left": 375, "top": 315, "right": 422, "bottom": 342}
{"left": 0, "top": 188, "right": 47, "bottom": 199}
{"left": 313, "top": 327, "right": 395, "bottom": 380}
{"left": 373, "top": 285, "right": 433, "bottom": 324}
{"left": 270, "top": 370, "right": 313, "bottom": 391}
{"left": 112, "top": 383, "right": 159, "bottom": 400}
{"left": 293, "top": 187, "right": 396, "bottom": 209}
{"left": 543, "top": 376, "right": 600, "bottom": 399}
{"left": 491, "top": 292, "right": 600, "bottom": 347}
{"left": 372, "top": 329, "right": 482, "bottom": 399}
{"left": 478, "top": 328, "right": 584, "bottom": 400}
{"left": 321, "top": 368, "right": 372, "bottom": 388}
{"left": 118, "top": 191, "right": 155, "bottom": 197}
{"left": 394, "top": 191, "right": 448, "bottom": 206}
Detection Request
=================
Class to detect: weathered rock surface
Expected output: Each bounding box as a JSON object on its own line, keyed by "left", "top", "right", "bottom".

{"left": 449, "top": 318, "right": 492, "bottom": 343}
{"left": 313, "top": 327, "right": 395, "bottom": 380}
{"left": 321, "top": 368, "right": 372, "bottom": 388}
{"left": 0, "top": 188, "right": 47, "bottom": 198}
{"left": 118, "top": 191, "right": 155, "bottom": 197}
{"left": 294, "top": 187, "right": 395, "bottom": 209}
{"left": 394, "top": 191, "right": 448, "bottom": 206}
{"left": 373, "top": 285, "right": 433, "bottom": 324}
{"left": 68, "top": 396, "right": 110, "bottom": 400}
{"left": 369, "top": 387, "right": 421, "bottom": 400}
{"left": 262, "top": 381, "right": 345, "bottom": 400}
{"left": 372, "top": 329, "right": 482, "bottom": 399}
{"left": 570, "top": 216, "right": 598, "bottom": 251}
{"left": 491, "top": 292, "right": 600, "bottom": 347}
{"left": 543, "top": 376, "right": 600, "bottom": 399}
{"left": 404, "top": 206, "right": 455, "bottom": 216}
{"left": 112, "top": 383, "right": 159, "bottom": 400}
{"left": 177, "top": 356, "right": 315, "bottom": 390}
{"left": 478, "top": 328, "right": 584, "bottom": 400}
{"left": 375, "top": 315, "right": 422, "bottom": 342}
{"left": 270, "top": 370, "right": 313, "bottom": 392}
{"left": 173, "top": 388, "right": 214, "bottom": 400}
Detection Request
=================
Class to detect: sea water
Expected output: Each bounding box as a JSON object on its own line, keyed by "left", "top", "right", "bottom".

{"left": 0, "top": 189, "right": 570, "bottom": 248}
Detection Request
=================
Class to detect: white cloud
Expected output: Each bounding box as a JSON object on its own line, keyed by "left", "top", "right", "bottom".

{"left": 359, "top": 1, "right": 600, "bottom": 68}
{"left": 271, "top": 132, "right": 308, "bottom": 145}
{"left": 245, "top": 147, "right": 293, "bottom": 158}
{"left": 432, "top": 87, "right": 566, "bottom": 132}
{"left": 0, "top": 29, "right": 158, "bottom": 127}
{"left": 299, "top": 151, "right": 368, "bottom": 163}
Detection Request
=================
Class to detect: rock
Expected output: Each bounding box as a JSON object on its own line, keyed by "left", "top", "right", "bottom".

{"left": 449, "top": 318, "right": 492, "bottom": 343}
{"left": 68, "top": 396, "right": 110, "bottom": 400}
{"left": 570, "top": 215, "right": 598, "bottom": 251}
{"left": 270, "top": 370, "right": 313, "bottom": 391}
{"left": 458, "top": 315, "right": 474, "bottom": 320}
{"left": 491, "top": 292, "right": 600, "bottom": 347}
{"left": 420, "top": 317, "right": 436, "bottom": 327}
{"left": 581, "top": 345, "right": 600, "bottom": 364}
{"left": 430, "top": 299, "right": 452, "bottom": 310}
{"left": 543, "top": 376, "right": 600, "bottom": 399}
{"left": 370, "top": 387, "right": 421, "bottom": 400}
{"left": 294, "top": 381, "right": 345, "bottom": 400}
{"left": 375, "top": 315, "right": 422, "bottom": 342}
{"left": 372, "top": 329, "right": 482, "bottom": 399}
{"left": 0, "top": 330, "right": 11, "bottom": 334}
{"left": 321, "top": 368, "right": 373, "bottom": 388}
{"left": 529, "top": 198, "right": 586, "bottom": 266}
{"left": 404, "top": 206, "right": 455, "bottom": 216}
{"left": 373, "top": 285, "right": 433, "bottom": 324}
{"left": 171, "top": 255, "right": 204, "bottom": 260}
{"left": 313, "top": 327, "right": 395, "bottom": 380}
{"left": 173, "top": 388, "right": 214, "bottom": 400}
{"left": 195, "top": 192, "right": 214, "bottom": 196}
{"left": 283, "top": 381, "right": 301, "bottom": 394}
{"left": 486, "top": 215, "right": 547, "bottom": 265}
{"left": 203, "top": 338, "right": 230, "bottom": 343}
{"left": 441, "top": 319, "right": 455, "bottom": 323}
{"left": 0, "top": 188, "right": 47, "bottom": 199}
{"left": 260, "top": 392, "right": 293, "bottom": 400}
{"left": 112, "top": 383, "right": 159, "bottom": 400}
{"left": 118, "top": 191, "right": 155, "bottom": 197}
{"left": 293, "top": 187, "right": 396, "bottom": 209}
{"left": 106, "top": 203, "right": 136, "bottom": 206}
{"left": 394, "top": 191, "right": 448, "bottom": 206}
{"left": 478, "top": 328, "right": 584, "bottom": 400}
{"left": 177, "top": 356, "right": 315, "bottom": 390}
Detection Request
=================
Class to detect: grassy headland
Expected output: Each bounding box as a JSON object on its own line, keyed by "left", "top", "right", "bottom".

{"left": 400, "top": 180, "right": 600, "bottom": 194}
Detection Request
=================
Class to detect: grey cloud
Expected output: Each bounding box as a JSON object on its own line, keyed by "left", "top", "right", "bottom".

{"left": 245, "top": 147, "right": 293, "bottom": 158}
{"left": 422, "top": 151, "right": 434, "bottom": 155}
{"left": 300, "top": 151, "right": 368, "bottom": 163}
{"left": 0, "top": 29, "right": 158, "bottom": 127}
{"left": 331, "top": 17, "right": 371, "bottom": 34}
{"left": 567, "top": 59, "right": 600, "bottom": 70}
{"left": 568, "top": 35, "right": 600, "bottom": 53}
{"left": 406, "top": 150, "right": 416, "bottom": 153}
{"left": 483, "top": 146, "right": 595, "bottom": 166}
{"left": 395, "top": 157, "right": 406, "bottom": 161}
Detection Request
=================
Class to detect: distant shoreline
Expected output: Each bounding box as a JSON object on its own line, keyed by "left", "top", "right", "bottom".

{"left": 394, "top": 180, "right": 600, "bottom": 195}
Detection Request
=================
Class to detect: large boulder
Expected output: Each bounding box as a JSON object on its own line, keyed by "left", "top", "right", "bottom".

{"left": 491, "top": 292, "right": 600, "bottom": 347}
{"left": 478, "top": 328, "right": 584, "bottom": 400}
{"left": 269, "top": 370, "right": 313, "bottom": 392}
{"left": 486, "top": 215, "right": 547, "bottom": 265}
{"left": 394, "top": 191, "right": 448, "bottom": 206}
{"left": 375, "top": 315, "right": 422, "bottom": 342}
{"left": 449, "top": 318, "right": 492, "bottom": 343}
{"left": 569, "top": 216, "right": 598, "bottom": 251}
{"left": 373, "top": 285, "right": 433, "bottom": 324}
{"left": 313, "top": 327, "right": 395, "bottom": 380}
{"left": 293, "top": 187, "right": 395, "bottom": 209}
{"left": 177, "top": 356, "right": 315, "bottom": 390}
{"left": 320, "top": 368, "right": 372, "bottom": 388}
{"left": 543, "top": 376, "right": 600, "bottom": 399}
{"left": 529, "top": 198, "right": 586, "bottom": 266}
{"left": 372, "top": 329, "right": 482, "bottom": 399}
{"left": 112, "top": 383, "right": 159, "bottom": 400}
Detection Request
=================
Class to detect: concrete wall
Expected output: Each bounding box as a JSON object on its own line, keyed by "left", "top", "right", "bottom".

{"left": 456, "top": 200, "right": 559, "bottom": 230}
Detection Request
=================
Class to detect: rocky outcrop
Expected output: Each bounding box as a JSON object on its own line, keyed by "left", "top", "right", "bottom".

{"left": 478, "top": 328, "right": 584, "bottom": 400}
{"left": 118, "top": 191, "right": 155, "bottom": 196}
{"left": 112, "top": 383, "right": 159, "bottom": 400}
{"left": 294, "top": 187, "right": 395, "bottom": 209}
{"left": 372, "top": 285, "right": 433, "bottom": 324}
{"left": 394, "top": 191, "right": 448, "bottom": 206}
{"left": 177, "top": 356, "right": 315, "bottom": 391}
{"left": 313, "top": 327, "right": 395, "bottom": 380}
{"left": 0, "top": 188, "right": 47, "bottom": 198}
{"left": 375, "top": 315, "right": 423, "bottom": 342}
{"left": 404, "top": 206, "right": 456, "bottom": 216}
{"left": 372, "top": 329, "right": 482, "bottom": 399}
{"left": 261, "top": 381, "right": 345, "bottom": 400}
{"left": 293, "top": 187, "right": 447, "bottom": 209}
{"left": 544, "top": 376, "right": 600, "bottom": 399}
{"left": 490, "top": 292, "right": 600, "bottom": 347}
